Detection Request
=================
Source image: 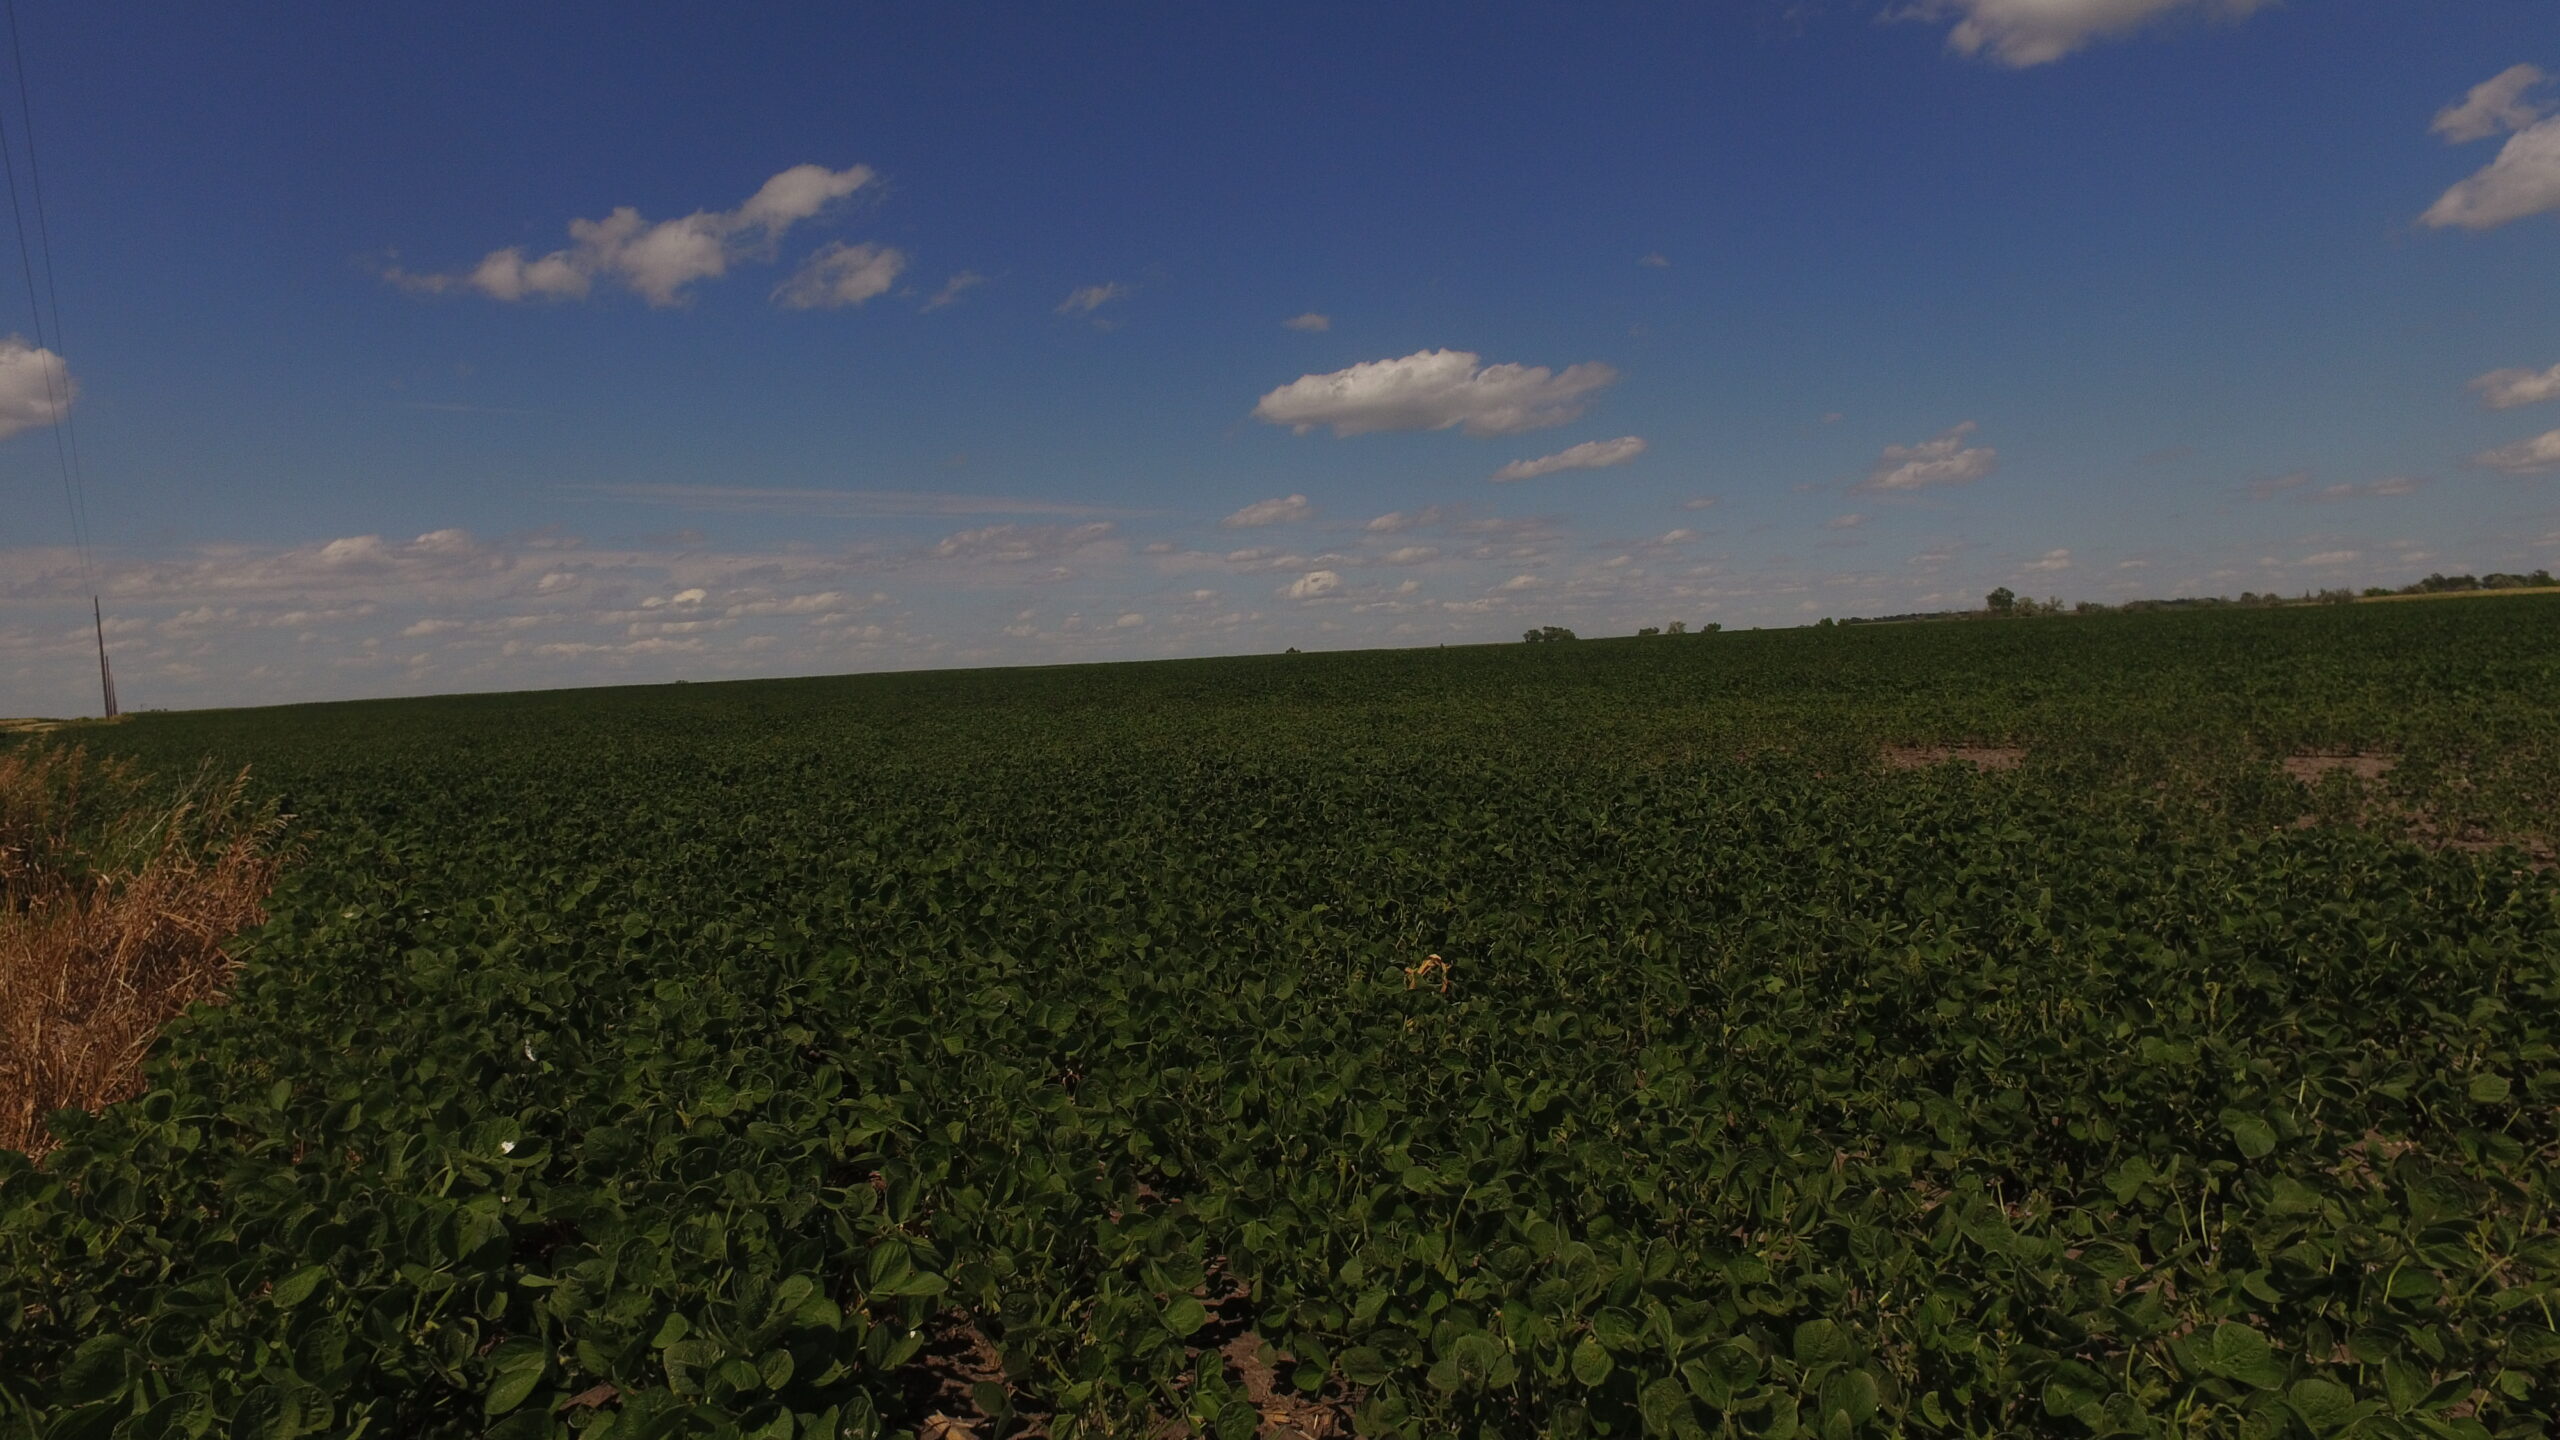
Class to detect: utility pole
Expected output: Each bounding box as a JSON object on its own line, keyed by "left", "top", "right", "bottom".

{"left": 92, "top": 593, "right": 115, "bottom": 718}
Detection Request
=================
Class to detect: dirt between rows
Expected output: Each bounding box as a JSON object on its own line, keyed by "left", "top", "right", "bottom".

{"left": 1880, "top": 744, "right": 2026, "bottom": 771}
{"left": 910, "top": 1293, "right": 1353, "bottom": 1440}
{"left": 2281, "top": 752, "right": 2397, "bottom": 783}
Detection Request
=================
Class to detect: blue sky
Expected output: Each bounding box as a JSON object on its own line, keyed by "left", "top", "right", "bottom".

{"left": 4, "top": 0, "right": 2558, "bottom": 712}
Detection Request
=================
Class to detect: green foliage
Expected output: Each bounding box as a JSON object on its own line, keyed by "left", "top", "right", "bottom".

{"left": 5, "top": 601, "right": 2560, "bottom": 1438}
{"left": 1522, "top": 626, "right": 1579, "bottom": 643}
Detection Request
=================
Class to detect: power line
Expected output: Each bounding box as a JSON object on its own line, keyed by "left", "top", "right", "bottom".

{"left": 4, "top": 0, "right": 85, "bottom": 557}
{"left": 0, "top": 0, "right": 110, "bottom": 715}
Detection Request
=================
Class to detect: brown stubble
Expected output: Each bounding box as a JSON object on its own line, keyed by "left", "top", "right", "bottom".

{"left": 0, "top": 746, "right": 285, "bottom": 1158}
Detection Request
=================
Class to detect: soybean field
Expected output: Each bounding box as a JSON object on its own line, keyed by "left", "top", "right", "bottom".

{"left": 7, "top": 599, "right": 2560, "bottom": 1440}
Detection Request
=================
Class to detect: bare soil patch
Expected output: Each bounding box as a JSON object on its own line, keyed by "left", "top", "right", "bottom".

{"left": 2282, "top": 752, "right": 2397, "bottom": 783}
{"left": 1882, "top": 744, "right": 2025, "bottom": 772}
{"left": 1216, "top": 1332, "right": 1347, "bottom": 1439}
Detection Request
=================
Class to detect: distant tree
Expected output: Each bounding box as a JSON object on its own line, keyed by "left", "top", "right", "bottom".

{"left": 1637, "top": 626, "right": 1661, "bottom": 637}
{"left": 1816, "top": 617, "right": 1836, "bottom": 628}
{"left": 1522, "top": 626, "right": 1579, "bottom": 643}
{"left": 1703, "top": 622, "right": 1721, "bottom": 633}
{"left": 1985, "top": 587, "right": 2016, "bottom": 615}
{"left": 1285, "top": 646, "right": 1301, "bottom": 654}
{"left": 1666, "top": 620, "right": 1688, "bottom": 634}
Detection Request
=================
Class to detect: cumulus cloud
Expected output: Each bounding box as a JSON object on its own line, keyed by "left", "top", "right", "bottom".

{"left": 1057, "top": 282, "right": 1130, "bottom": 315}
{"left": 1252, "top": 349, "right": 1620, "bottom": 438}
{"left": 1281, "top": 569, "right": 1341, "bottom": 599}
{"left": 1376, "top": 546, "right": 1440, "bottom": 565}
{"left": 2023, "top": 548, "right": 2073, "bottom": 572}
{"left": 2433, "top": 64, "right": 2552, "bottom": 143}
{"left": 1282, "top": 312, "right": 1331, "bottom": 332}
{"left": 773, "top": 241, "right": 907, "bottom": 309}
{"left": 2471, "top": 362, "right": 2560, "bottom": 410}
{"left": 2423, "top": 114, "right": 2560, "bottom": 230}
{"left": 923, "top": 271, "right": 987, "bottom": 312}
{"left": 0, "top": 337, "right": 72, "bottom": 441}
{"left": 1223, "top": 494, "right": 1314, "bottom": 528}
{"left": 1865, "top": 422, "right": 1998, "bottom": 491}
{"left": 2471, "top": 428, "right": 2560, "bottom": 474}
{"left": 1901, "top": 0, "right": 2271, "bottom": 67}
{"left": 1490, "top": 435, "right": 1648, "bottom": 483}
{"left": 391, "top": 163, "right": 877, "bottom": 307}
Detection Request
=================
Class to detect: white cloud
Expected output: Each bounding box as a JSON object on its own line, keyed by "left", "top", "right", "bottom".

{"left": 923, "top": 271, "right": 987, "bottom": 312}
{"left": 1252, "top": 348, "right": 1620, "bottom": 438}
{"left": 2422, "top": 116, "right": 2560, "bottom": 230}
{"left": 2314, "top": 476, "right": 2426, "bottom": 500}
{"left": 1114, "top": 612, "right": 1145, "bottom": 628}
{"left": 2301, "top": 550, "right": 2361, "bottom": 567}
{"left": 2471, "top": 428, "right": 2560, "bottom": 474}
{"left": 1638, "top": 252, "right": 1670, "bottom": 268}
{"left": 1282, "top": 312, "right": 1331, "bottom": 332}
{"left": 1826, "top": 513, "right": 1866, "bottom": 530}
{"left": 1490, "top": 435, "right": 1648, "bottom": 483}
{"left": 2023, "top": 548, "right": 2073, "bottom": 572}
{"left": 1377, "top": 546, "right": 1440, "bottom": 565}
{"left": 1682, "top": 496, "right": 1720, "bottom": 511}
{"left": 1498, "top": 574, "right": 1545, "bottom": 591}
{"left": 928, "top": 522, "right": 1117, "bottom": 562}
{"left": 1865, "top": 421, "right": 1998, "bottom": 491}
{"left": 2433, "top": 64, "right": 2552, "bottom": 143}
{"left": 453, "top": 249, "right": 589, "bottom": 302}
{"left": 1057, "top": 282, "right": 1130, "bottom": 315}
{"left": 1223, "top": 494, "right": 1314, "bottom": 528}
{"left": 2471, "top": 362, "right": 2560, "bottom": 410}
{"left": 1365, "top": 506, "right": 1449, "bottom": 533}
{"left": 0, "top": 337, "right": 72, "bottom": 441}
{"left": 1282, "top": 569, "right": 1341, "bottom": 599}
{"left": 393, "top": 163, "right": 876, "bottom": 307}
{"left": 2248, "top": 469, "right": 2311, "bottom": 500}
{"left": 773, "top": 241, "right": 907, "bottom": 309}
{"left": 577, "top": 482, "right": 1123, "bottom": 519}
{"left": 1902, "top": 0, "right": 2271, "bottom": 67}
{"left": 722, "top": 591, "right": 850, "bottom": 618}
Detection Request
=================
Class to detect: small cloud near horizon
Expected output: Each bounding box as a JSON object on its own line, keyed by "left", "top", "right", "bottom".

{"left": 1865, "top": 421, "right": 1997, "bottom": 491}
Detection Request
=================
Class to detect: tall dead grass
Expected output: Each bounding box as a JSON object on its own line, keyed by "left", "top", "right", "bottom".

{"left": 0, "top": 744, "right": 286, "bottom": 1157}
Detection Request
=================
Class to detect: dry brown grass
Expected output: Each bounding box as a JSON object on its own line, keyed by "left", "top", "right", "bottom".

{"left": 0, "top": 744, "right": 285, "bottom": 1157}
